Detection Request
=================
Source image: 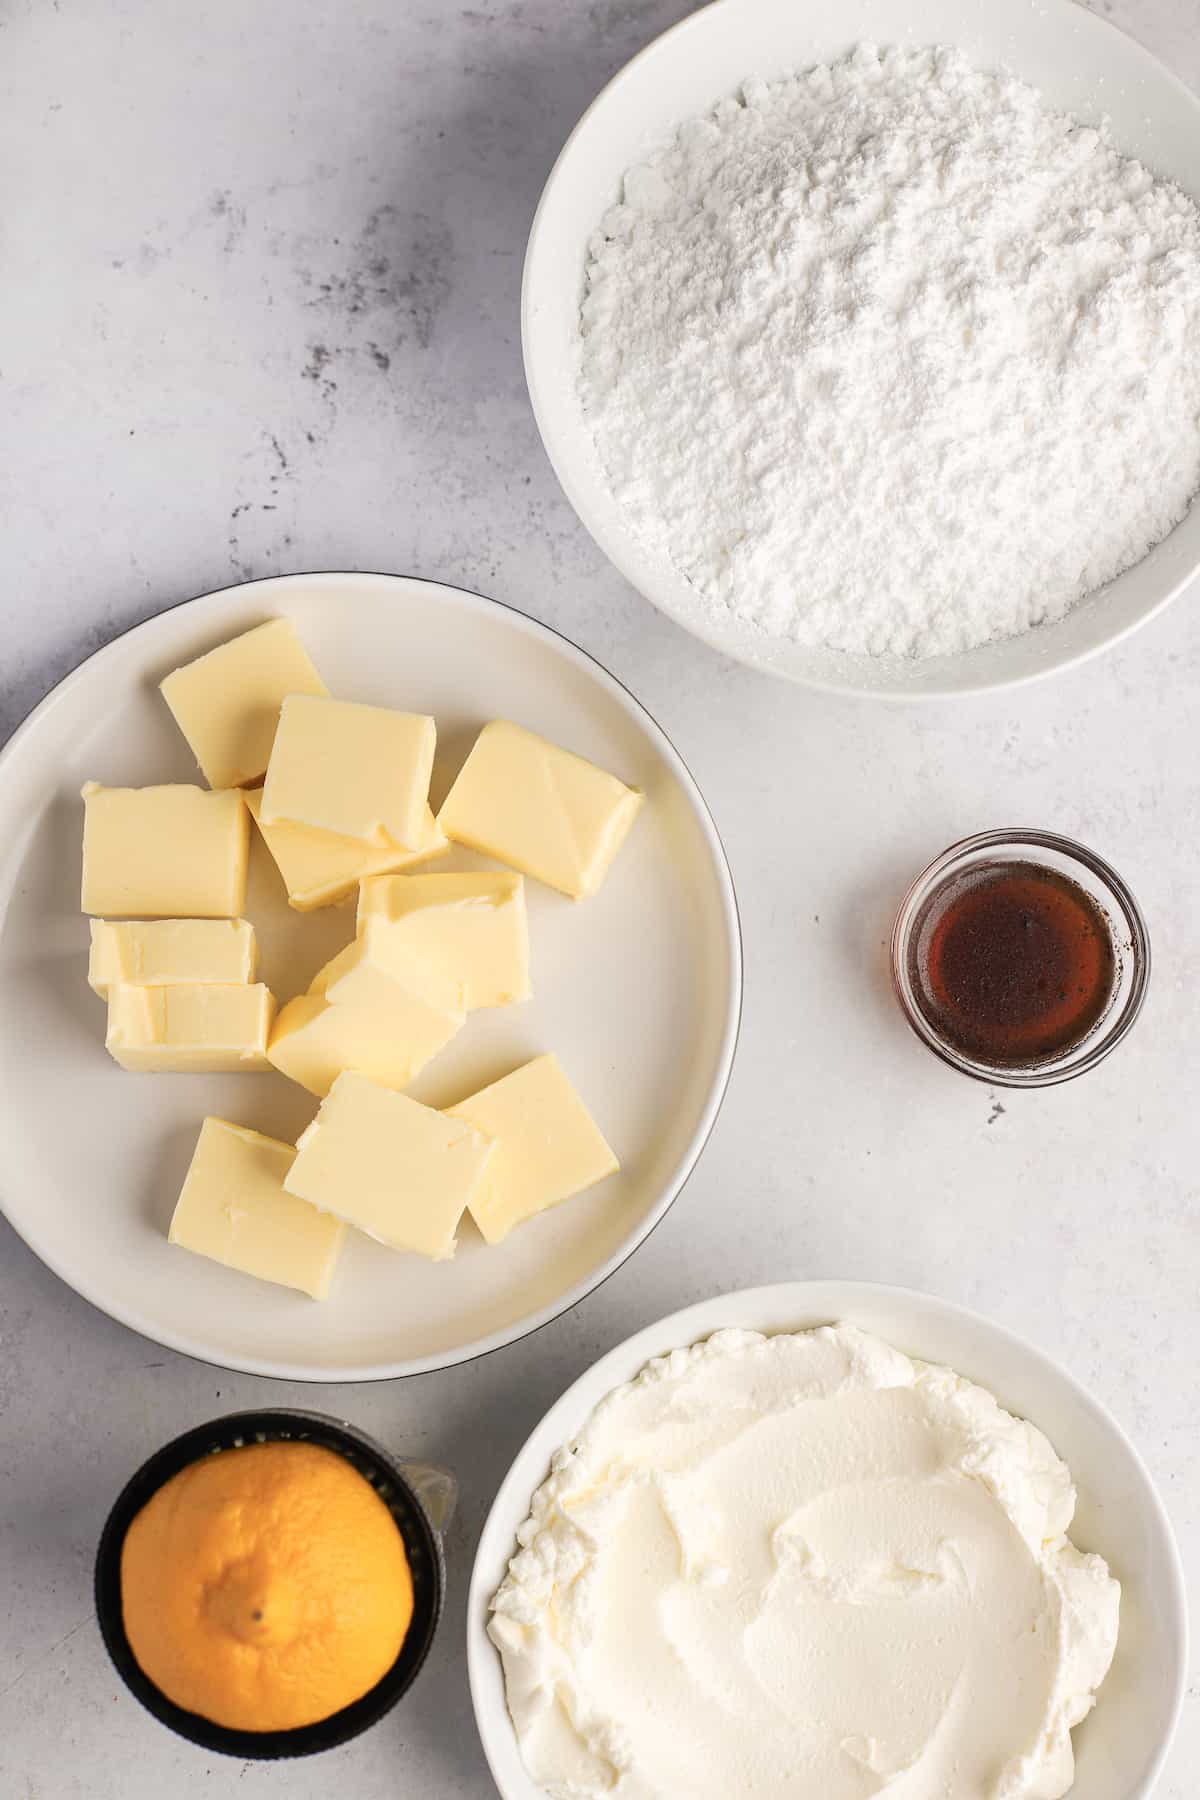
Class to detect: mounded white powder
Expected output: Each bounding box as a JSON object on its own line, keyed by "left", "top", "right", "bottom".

{"left": 580, "top": 44, "right": 1200, "bottom": 659}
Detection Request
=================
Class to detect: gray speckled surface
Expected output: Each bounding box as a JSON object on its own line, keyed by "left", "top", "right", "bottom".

{"left": 1, "top": 2, "right": 1198, "bottom": 1795}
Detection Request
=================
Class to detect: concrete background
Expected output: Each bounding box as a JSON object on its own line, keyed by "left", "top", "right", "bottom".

{"left": 2, "top": 1, "right": 1197, "bottom": 1793}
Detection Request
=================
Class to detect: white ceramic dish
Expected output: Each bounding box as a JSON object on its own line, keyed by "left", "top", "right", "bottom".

{"left": 469, "top": 1280, "right": 1187, "bottom": 1800}
{"left": 523, "top": 0, "right": 1200, "bottom": 698}
{"left": 0, "top": 573, "right": 741, "bottom": 1381}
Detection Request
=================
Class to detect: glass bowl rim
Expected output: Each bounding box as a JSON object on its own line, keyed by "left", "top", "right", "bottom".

{"left": 890, "top": 827, "right": 1151, "bottom": 1089}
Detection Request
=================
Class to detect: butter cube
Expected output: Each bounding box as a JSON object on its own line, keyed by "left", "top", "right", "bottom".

{"left": 245, "top": 788, "right": 448, "bottom": 911}
{"left": 311, "top": 922, "right": 465, "bottom": 1014}
{"left": 445, "top": 1053, "right": 618, "bottom": 1244}
{"left": 268, "top": 995, "right": 450, "bottom": 1099}
{"left": 357, "top": 871, "right": 530, "bottom": 1009}
{"left": 105, "top": 983, "right": 275, "bottom": 1072}
{"left": 285, "top": 1071, "right": 493, "bottom": 1259}
{"left": 159, "top": 618, "right": 328, "bottom": 790}
{"left": 88, "top": 919, "right": 257, "bottom": 996}
{"left": 261, "top": 695, "right": 436, "bottom": 850}
{"left": 169, "top": 1118, "right": 344, "bottom": 1300}
{"left": 267, "top": 930, "right": 464, "bottom": 1098}
{"left": 437, "top": 721, "right": 642, "bottom": 899}
{"left": 81, "top": 783, "right": 249, "bottom": 918}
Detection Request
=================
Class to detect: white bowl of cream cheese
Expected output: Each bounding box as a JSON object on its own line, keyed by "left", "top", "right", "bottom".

{"left": 468, "top": 1282, "right": 1185, "bottom": 1800}
{"left": 522, "top": 0, "right": 1200, "bottom": 697}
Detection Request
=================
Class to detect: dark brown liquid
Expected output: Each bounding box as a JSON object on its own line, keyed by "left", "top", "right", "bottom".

{"left": 909, "top": 860, "right": 1117, "bottom": 1066}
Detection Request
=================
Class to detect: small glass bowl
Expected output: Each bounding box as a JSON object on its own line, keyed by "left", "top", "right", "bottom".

{"left": 94, "top": 1410, "right": 447, "bottom": 1760}
{"left": 891, "top": 828, "right": 1150, "bottom": 1088}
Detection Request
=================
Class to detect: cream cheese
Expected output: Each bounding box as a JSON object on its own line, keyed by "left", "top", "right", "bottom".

{"left": 489, "top": 1325, "right": 1119, "bottom": 1800}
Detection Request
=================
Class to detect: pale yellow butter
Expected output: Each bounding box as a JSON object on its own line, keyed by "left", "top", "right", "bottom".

{"left": 267, "top": 937, "right": 464, "bottom": 1097}
{"left": 312, "top": 921, "right": 465, "bottom": 1011}
{"left": 245, "top": 788, "right": 448, "bottom": 911}
{"left": 168, "top": 1117, "right": 344, "bottom": 1300}
{"left": 265, "top": 925, "right": 465, "bottom": 1097}
{"left": 445, "top": 1053, "right": 618, "bottom": 1244}
{"left": 81, "top": 783, "right": 249, "bottom": 918}
{"left": 88, "top": 919, "right": 257, "bottom": 996}
{"left": 356, "top": 871, "right": 530, "bottom": 1009}
{"left": 437, "top": 720, "right": 642, "bottom": 899}
{"left": 261, "top": 695, "right": 436, "bottom": 850}
{"left": 105, "top": 982, "right": 275, "bottom": 1072}
{"left": 285, "top": 1070, "right": 493, "bottom": 1259}
{"left": 159, "top": 618, "right": 328, "bottom": 790}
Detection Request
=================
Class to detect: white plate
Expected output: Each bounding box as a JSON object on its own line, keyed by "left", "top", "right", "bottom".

{"left": 469, "top": 1282, "right": 1187, "bottom": 1800}
{"left": 0, "top": 573, "right": 741, "bottom": 1380}
{"left": 523, "top": 0, "right": 1200, "bottom": 698}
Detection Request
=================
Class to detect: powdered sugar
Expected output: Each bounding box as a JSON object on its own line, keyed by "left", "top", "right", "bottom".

{"left": 579, "top": 44, "right": 1200, "bottom": 660}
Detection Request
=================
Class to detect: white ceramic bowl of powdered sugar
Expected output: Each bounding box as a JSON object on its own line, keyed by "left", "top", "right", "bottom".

{"left": 522, "top": 0, "right": 1200, "bottom": 697}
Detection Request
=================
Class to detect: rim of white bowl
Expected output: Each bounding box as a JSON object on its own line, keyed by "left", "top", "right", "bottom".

{"left": 0, "top": 571, "right": 744, "bottom": 1383}
{"left": 521, "top": 0, "right": 1200, "bottom": 701}
{"left": 468, "top": 1278, "right": 1188, "bottom": 1799}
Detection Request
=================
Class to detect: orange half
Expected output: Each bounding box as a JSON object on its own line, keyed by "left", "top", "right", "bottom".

{"left": 120, "top": 1440, "right": 414, "bottom": 1732}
